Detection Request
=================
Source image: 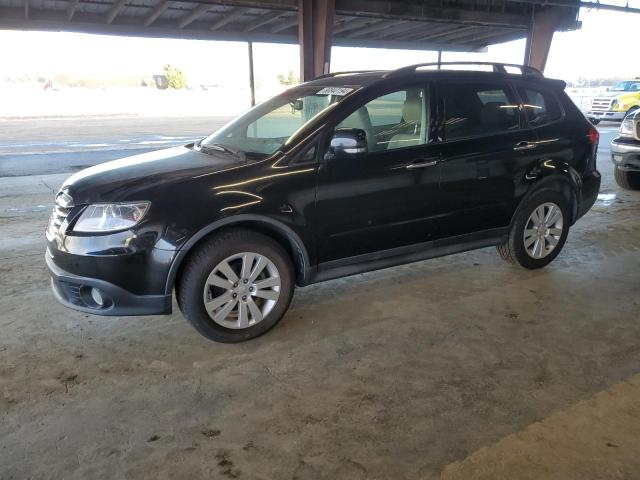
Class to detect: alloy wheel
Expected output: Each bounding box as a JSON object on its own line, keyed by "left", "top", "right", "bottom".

{"left": 523, "top": 202, "right": 564, "bottom": 259}
{"left": 202, "top": 252, "right": 281, "bottom": 329}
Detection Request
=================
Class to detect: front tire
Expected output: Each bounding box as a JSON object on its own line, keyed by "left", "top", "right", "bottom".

{"left": 614, "top": 166, "right": 640, "bottom": 190}
{"left": 497, "top": 190, "right": 570, "bottom": 269}
{"left": 177, "top": 229, "right": 295, "bottom": 343}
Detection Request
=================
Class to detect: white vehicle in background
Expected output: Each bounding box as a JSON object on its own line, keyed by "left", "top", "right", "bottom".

{"left": 611, "top": 109, "right": 640, "bottom": 190}
{"left": 586, "top": 79, "right": 640, "bottom": 125}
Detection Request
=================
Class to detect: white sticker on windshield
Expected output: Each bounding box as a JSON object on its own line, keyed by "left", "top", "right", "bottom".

{"left": 317, "top": 87, "right": 354, "bottom": 96}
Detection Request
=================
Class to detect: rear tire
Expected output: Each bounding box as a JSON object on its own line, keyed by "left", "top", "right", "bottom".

{"left": 177, "top": 229, "right": 295, "bottom": 343}
{"left": 497, "top": 190, "right": 570, "bottom": 269}
{"left": 614, "top": 166, "right": 640, "bottom": 190}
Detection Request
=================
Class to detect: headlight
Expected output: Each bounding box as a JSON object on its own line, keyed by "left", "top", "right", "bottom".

{"left": 73, "top": 202, "right": 150, "bottom": 232}
{"left": 611, "top": 99, "right": 619, "bottom": 110}
{"left": 619, "top": 118, "right": 635, "bottom": 137}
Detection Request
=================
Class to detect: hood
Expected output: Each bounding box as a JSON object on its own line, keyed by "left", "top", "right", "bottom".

{"left": 62, "top": 145, "right": 244, "bottom": 204}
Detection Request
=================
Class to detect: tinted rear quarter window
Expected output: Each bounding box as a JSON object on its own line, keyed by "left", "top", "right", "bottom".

{"left": 518, "top": 87, "right": 563, "bottom": 127}
{"left": 440, "top": 82, "right": 520, "bottom": 141}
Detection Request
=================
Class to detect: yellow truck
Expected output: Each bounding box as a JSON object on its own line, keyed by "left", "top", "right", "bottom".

{"left": 586, "top": 79, "right": 640, "bottom": 125}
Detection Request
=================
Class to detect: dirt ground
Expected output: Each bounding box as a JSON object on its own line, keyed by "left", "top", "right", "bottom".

{"left": 1, "top": 122, "right": 639, "bottom": 479}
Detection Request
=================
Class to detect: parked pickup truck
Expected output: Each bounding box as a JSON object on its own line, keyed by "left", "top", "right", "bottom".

{"left": 611, "top": 109, "right": 640, "bottom": 190}
{"left": 587, "top": 79, "right": 640, "bottom": 125}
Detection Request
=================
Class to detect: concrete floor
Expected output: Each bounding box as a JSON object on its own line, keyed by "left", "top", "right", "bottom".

{"left": 1, "top": 119, "right": 639, "bottom": 479}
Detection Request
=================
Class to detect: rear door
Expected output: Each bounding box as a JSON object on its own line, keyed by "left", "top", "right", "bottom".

{"left": 434, "top": 79, "right": 538, "bottom": 238}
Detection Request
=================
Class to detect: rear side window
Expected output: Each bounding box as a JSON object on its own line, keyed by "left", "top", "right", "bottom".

{"left": 518, "top": 87, "right": 563, "bottom": 127}
{"left": 440, "top": 82, "right": 520, "bottom": 141}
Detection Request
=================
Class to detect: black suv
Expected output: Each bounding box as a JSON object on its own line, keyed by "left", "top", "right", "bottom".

{"left": 46, "top": 62, "right": 601, "bottom": 343}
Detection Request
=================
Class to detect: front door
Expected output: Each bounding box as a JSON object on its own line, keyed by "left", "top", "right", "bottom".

{"left": 315, "top": 84, "right": 441, "bottom": 265}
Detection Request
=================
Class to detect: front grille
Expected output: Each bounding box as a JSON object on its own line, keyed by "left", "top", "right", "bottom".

{"left": 49, "top": 191, "right": 74, "bottom": 231}
{"left": 590, "top": 98, "right": 614, "bottom": 112}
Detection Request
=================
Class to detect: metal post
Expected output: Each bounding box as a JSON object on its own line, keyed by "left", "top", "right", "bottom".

{"left": 437, "top": 50, "right": 442, "bottom": 69}
{"left": 248, "top": 41, "right": 256, "bottom": 107}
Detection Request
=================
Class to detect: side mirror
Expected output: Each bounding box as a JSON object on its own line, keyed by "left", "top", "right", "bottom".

{"left": 293, "top": 99, "right": 304, "bottom": 111}
{"left": 325, "top": 128, "right": 367, "bottom": 160}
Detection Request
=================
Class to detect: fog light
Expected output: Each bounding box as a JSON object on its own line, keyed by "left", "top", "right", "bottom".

{"left": 90, "top": 288, "right": 104, "bottom": 307}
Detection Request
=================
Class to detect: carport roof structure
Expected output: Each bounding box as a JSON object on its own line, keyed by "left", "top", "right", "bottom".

{"left": 1, "top": 0, "right": 580, "bottom": 53}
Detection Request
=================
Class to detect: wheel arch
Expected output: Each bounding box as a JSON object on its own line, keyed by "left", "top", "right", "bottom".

{"left": 165, "top": 215, "right": 312, "bottom": 295}
{"left": 511, "top": 165, "right": 580, "bottom": 229}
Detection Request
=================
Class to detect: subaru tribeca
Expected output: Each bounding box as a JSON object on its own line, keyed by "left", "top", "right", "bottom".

{"left": 46, "top": 62, "right": 601, "bottom": 343}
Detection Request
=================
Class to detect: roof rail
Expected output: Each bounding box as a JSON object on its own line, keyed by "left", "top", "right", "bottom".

{"left": 313, "top": 70, "right": 387, "bottom": 80}
{"left": 383, "top": 62, "right": 544, "bottom": 78}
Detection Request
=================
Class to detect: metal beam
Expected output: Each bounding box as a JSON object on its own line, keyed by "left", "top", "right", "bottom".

{"left": 106, "top": 0, "right": 128, "bottom": 24}
{"left": 346, "top": 19, "right": 405, "bottom": 38}
{"left": 243, "top": 10, "right": 283, "bottom": 32}
{"left": 335, "top": 0, "right": 529, "bottom": 29}
{"left": 374, "top": 21, "right": 433, "bottom": 40}
{"left": 417, "top": 25, "right": 477, "bottom": 42}
{"left": 271, "top": 15, "right": 298, "bottom": 33}
{"left": 0, "top": 15, "right": 485, "bottom": 52}
{"left": 66, "top": 0, "right": 79, "bottom": 21}
{"left": 178, "top": 3, "right": 210, "bottom": 29}
{"left": 210, "top": 7, "right": 247, "bottom": 31}
{"left": 144, "top": 0, "right": 171, "bottom": 27}
{"left": 23, "top": 0, "right": 28, "bottom": 19}
{"left": 333, "top": 16, "right": 379, "bottom": 35}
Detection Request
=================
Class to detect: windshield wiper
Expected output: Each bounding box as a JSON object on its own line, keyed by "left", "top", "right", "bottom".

{"left": 197, "top": 141, "right": 246, "bottom": 161}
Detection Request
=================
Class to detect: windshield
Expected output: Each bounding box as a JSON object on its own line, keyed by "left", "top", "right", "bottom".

{"left": 611, "top": 81, "right": 640, "bottom": 92}
{"left": 200, "top": 85, "right": 357, "bottom": 156}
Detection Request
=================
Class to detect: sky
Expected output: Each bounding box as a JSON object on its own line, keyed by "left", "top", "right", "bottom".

{"left": 0, "top": 6, "right": 638, "bottom": 86}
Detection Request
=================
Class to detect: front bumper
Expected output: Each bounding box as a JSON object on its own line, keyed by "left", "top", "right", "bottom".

{"left": 576, "top": 170, "right": 601, "bottom": 221}
{"left": 587, "top": 111, "right": 626, "bottom": 121}
{"left": 611, "top": 139, "right": 640, "bottom": 172}
{"left": 47, "top": 250, "right": 172, "bottom": 316}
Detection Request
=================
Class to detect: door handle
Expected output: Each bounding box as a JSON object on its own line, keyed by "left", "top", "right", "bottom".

{"left": 513, "top": 141, "right": 537, "bottom": 151}
{"left": 406, "top": 159, "right": 438, "bottom": 170}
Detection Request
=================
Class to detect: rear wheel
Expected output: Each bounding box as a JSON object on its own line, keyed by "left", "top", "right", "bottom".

{"left": 614, "top": 166, "right": 640, "bottom": 190}
{"left": 177, "top": 229, "right": 295, "bottom": 343}
{"left": 497, "top": 190, "right": 570, "bottom": 269}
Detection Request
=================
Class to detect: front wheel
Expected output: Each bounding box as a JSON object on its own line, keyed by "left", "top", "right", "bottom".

{"left": 177, "top": 229, "right": 295, "bottom": 343}
{"left": 497, "top": 191, "right": 570, "bottom": 269}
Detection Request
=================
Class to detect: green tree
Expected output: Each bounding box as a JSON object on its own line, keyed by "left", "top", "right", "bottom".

{"left": 164, "top": 64, "right": 187, "bottom": 89}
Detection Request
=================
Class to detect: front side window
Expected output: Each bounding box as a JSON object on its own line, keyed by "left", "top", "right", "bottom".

{"left": 201, "top": 85, "right": 355, "bottom": 156}
{"left": 336, "top": 87, "right": 428, "bottom": 152}
{"left": 518, "top": 87, "right": 562, "bottom": 127}
{"left": 441, "top": 82, "right": 520, "bottom": 141}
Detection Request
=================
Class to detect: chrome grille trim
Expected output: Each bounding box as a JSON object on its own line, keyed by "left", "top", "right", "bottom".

{"left": 589, "top": 98, "right": 614, "bottom": 112}
{"left": 50, "top": 191, "right": 74, "bottom": 231}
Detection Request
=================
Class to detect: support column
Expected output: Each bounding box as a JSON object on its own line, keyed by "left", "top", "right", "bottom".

{"left": 523, "top": 7, "right": 563, "bottom": 72}
{"left": 248, "top": 41, "right": 256, "bottom": 107}
{"left": 298, "top": 0, "right": 335, "bottom": 82}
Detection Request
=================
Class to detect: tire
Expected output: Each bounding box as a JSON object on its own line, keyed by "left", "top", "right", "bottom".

{"left": 497, "top": 190, "right": 570, "bottom": 269}
{"left": 177, "top": 228, "right": 295, "bottom": 343}
{"left": 614, "top": 165, "right": 640, "bottom": 190}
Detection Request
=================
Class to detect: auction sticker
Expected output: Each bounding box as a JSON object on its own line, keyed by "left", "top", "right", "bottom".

{"left": 317, "top": 87, "right": 354, "bottom": 96}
